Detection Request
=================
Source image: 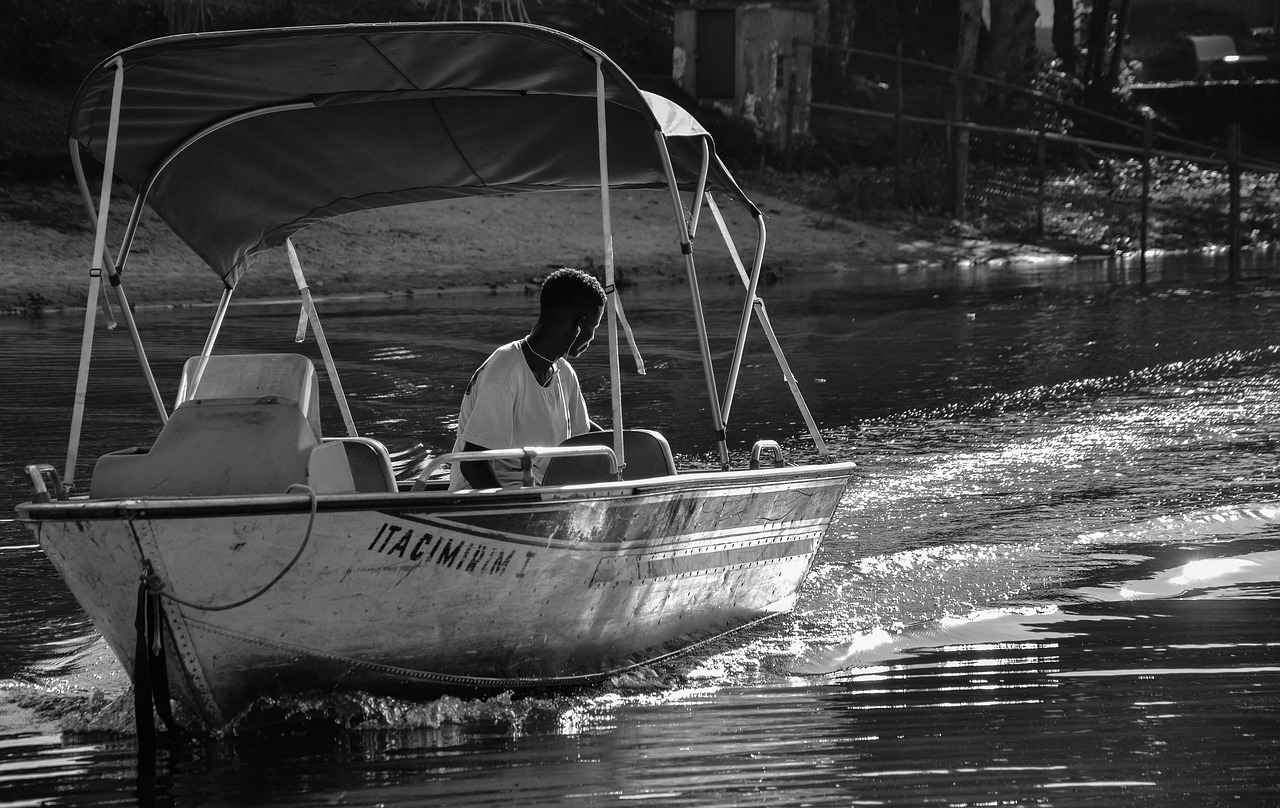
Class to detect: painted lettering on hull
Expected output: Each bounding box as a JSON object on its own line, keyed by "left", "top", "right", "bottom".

{"left": 366, "top": 522, "right": 518, "bottom": 576}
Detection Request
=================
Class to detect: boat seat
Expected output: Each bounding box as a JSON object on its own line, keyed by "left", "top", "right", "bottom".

{"left": 176, "top": 353, "right": 321, "bottom": 440}
{"left": 541, "top": 429, "right": 676, "bottom": 486}
{"left": 325, "top": 437, "right": 398, "bottom": 492}
{"left": 90, "top": 397, "right": 354, "bottom": 499}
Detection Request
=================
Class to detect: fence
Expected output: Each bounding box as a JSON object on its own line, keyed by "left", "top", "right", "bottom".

{"left": 802, "top": 43, "right": 1280, "bottom": 284}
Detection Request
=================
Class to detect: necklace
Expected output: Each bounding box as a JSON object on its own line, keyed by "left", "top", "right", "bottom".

{"left": 522, "top": 338, "right": 558, "bottom": 367}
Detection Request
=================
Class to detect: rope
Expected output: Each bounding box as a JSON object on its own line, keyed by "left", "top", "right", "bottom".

{"left": 141, "top": 484, "right": 318, "bottom": 612}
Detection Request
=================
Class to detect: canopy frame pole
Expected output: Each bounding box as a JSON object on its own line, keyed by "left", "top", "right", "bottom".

{"left": 71, "top": 153, "right": 168, "bottom": 425}
{"left": 117, "top": 101, "right": 314, "bottom": 272}
{"left": 707, "top": 193, "right": 830, "bottom": 459}
{"left": 286, "top": 239, "right": 358, "bottom": 437}
{"left": 688, "top": 139, "right": 711, "bottom": 240}
{"left": 719, "top": 188, "right": 767, "bottom": 427}
{"left": 65, "top": 56, "right": 125, "bottom": 487}
{"left": 593, "top": 55, "right": 626, "bottom": 470}
{"left": 653, "top": 131, "right": 730, "bottom": 470}
{"left": 186, "top": 286, "right": 236, "bottom": 402}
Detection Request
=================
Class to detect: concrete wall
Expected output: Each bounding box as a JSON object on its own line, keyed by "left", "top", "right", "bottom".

{"left": 673, "top": 2, "right": 815, "bottom": 150}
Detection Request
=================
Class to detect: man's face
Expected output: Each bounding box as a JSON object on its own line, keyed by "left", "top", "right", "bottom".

{"left": 568, "top": 305, "right": 605, "bottom": 358}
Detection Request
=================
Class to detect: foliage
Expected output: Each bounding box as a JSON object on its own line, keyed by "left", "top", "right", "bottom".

{"left": 969, "top": 157, "right": 1280, "bottom": 253}
{"left": 0, "top": 0, "right": 165, "bottom": 82}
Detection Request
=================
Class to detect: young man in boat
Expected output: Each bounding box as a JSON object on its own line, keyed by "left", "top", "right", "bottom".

{"left": 449, "top": 268, "right": 606, "bottom": 490}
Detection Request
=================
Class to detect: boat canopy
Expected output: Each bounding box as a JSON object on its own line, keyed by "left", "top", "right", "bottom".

{"left": 67, "top": 22, "right": 752, "bottom": 286}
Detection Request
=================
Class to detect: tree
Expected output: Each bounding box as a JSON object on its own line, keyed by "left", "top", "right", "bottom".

{"left": 984, "top": 0, "right": 1039, "bottom": 86}
{"left": 1081, "top": 0, "right": 1133, "bottom": 106}
{"left": 164, "top": 0, "right": 207, "bottom": 34}
{"left": 957, "top": 0, "right": 982, "bottom": 77}
{"left": 1052, "top": 0, "right": 1076, "bottom": 73}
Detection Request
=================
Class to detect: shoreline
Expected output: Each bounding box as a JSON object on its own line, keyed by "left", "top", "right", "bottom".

{"left": 9, "top": 169, "right": 1275, "bottom": 320}
{"left": 14, "top": 244, "right": 1280, "bottom": 321}
{"left": 1, "top": 174, "right": 1086, "bottom": 318}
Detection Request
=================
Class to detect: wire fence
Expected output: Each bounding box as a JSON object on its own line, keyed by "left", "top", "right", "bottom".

{"left": 805, "top": 42, "right": 1280, "bottom": 281}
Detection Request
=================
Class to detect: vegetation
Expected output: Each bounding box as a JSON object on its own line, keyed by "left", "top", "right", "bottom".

{"left": 2, "top": 0, "right": 1277, "bottom": 262}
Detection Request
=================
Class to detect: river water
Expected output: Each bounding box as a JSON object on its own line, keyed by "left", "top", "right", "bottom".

{"left": 2, "top": 254, "right": 1279, "bottom": 806}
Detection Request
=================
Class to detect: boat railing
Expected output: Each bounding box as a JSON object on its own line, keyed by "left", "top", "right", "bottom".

{"left": 749, "top": 439, "right": 786, "bottom": 470}
{"left": 24, "top": 464, "right": 67, "bottom": 503}
{"left": 411, "top": 445, "right": 621, "bottom": 491}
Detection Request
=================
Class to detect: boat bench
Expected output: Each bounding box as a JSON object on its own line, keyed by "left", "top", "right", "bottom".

{"left": 90, "top": 354, "right": 397, "bottom": 498}
{"left": 541, "top": 429, "right": 676, "bottom": 486}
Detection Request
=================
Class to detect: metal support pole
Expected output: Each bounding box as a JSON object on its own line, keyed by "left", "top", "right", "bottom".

{"left": 65, "top": 58, "right": 126, "bottom": 487}
{"left": 72, "top": 154, "right": 168, "bottom": 424}
{"left": 594, "top": 56, "right": 626, "bottom": 469}
{"left": 186, "top": 286, "right": 236, "bottom": 403}
{"left": 654, "top": 132, "right": 729, "bottom": 470}
{"left": 707, "top": 194, "right": 830, "bottom": 459}
{"left": 722, "top": 202, "right": 768, "bottom": 425}
{"left": 287, "top": 240, "right": 357, "bottom": 436}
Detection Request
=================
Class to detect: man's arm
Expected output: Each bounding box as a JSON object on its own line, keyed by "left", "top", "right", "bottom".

{"left": 458, "top": 440, "right": 502, "bottom": 489}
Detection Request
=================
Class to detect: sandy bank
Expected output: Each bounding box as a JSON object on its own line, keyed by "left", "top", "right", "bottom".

{"left": 0, "top": 173, "right": 1072, "bottom": 316}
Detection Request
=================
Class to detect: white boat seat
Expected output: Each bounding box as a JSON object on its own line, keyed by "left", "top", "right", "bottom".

{"left": 90, "top": 398, "right": 354, "bottom": 498}
{"left": 325, "top": 437, "right": 398, "bottom": 492}
{"left": 541, "top": 429, "right": 676, "bottom": 486}
{"left": 175, "top": 353, "right": 321, "bottom": 440}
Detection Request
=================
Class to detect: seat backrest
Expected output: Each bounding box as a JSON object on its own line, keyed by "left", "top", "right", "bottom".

{"left": 176, "top": 354, "right": 321, "bottom": 439}
{"left": 90, "top": 399, "right": 351, "bottom": 498}
{"left": 325, "top": 437, "right": 398, "bottom": 492}
{"left": 541, "top": 429, "right": 677, "bottom": 486}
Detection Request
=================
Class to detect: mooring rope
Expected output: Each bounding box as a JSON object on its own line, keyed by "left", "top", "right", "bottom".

{"left": 136, "top": 483, "right": 318, "bottom": 612}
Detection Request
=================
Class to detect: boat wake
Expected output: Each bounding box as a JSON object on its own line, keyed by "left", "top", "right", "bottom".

{"left": 782, "top": 502, "right": 1280, "bottom": 678}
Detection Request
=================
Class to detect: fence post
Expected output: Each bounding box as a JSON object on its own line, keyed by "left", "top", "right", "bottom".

{"left": 785, "top": 72, "right": 796, "bottom": 172}
{"left": 1036, "top": 131, "right": 1046, "bottom": 237}
{"left": 1140, "top": 114, "right": 1152, "bottom": 289}
{"left": 952, "top": 68, "right": 969, "bottom": 219}
{"left": 895, "top": 40, "right": 904, "bottom": 205}
{"left": 1228, "top": 123, "right": 1242, "bottom": 284}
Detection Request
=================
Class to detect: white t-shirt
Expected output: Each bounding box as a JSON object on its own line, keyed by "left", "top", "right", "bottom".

{"left": 449, "top": 340, "right": 590, "bottom": 490}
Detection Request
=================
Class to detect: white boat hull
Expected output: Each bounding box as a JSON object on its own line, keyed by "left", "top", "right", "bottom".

{"left": 20, "top": 465, "right": 852, "bottom": 727}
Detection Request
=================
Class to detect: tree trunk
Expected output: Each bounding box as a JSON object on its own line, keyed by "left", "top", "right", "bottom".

{"left": 1083, "top": 0, "right": 1112, "bottom": 90}
{"left": 956, "top": 0, "right": 982, "bottom": 75}
{"left": 1052, "top": 0, "right": 1076, "bottom": 73}
{"left": 985, "top": 0, "right": 1039, "bottom": 86}
{"left": 164, "top": 0, "right": 206, "bottom": 34}
{"left": 1105, "top": 0, "right": 1133, "bottom": 88}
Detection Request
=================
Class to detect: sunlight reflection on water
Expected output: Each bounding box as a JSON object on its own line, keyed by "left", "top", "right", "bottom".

{"left": 3, "top": 272, "right": 1280, "bottom": 805}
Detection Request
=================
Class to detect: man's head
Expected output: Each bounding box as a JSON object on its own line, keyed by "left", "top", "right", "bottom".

{"left": 539, "top": 268, "right": 606, "bottom": 358}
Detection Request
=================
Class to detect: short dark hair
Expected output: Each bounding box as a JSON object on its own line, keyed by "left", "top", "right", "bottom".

{"left": 540, "top": 267, "right": 605, "bottom": 317}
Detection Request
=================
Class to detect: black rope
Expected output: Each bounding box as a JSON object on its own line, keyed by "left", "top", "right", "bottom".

{"left": 134, "top": 576, "right": 179, "bottom": 750}
{"left": 154, "top": 483, "right": 317, "bottom": 612}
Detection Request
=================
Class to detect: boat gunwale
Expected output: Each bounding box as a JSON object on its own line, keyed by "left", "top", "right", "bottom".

{"left": 15, "top": 461, "right": 857, "bottom": 521}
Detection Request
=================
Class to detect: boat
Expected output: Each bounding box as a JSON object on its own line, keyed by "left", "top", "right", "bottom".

{"left": 14, "top": 22, "right": 856, "bottom": 732}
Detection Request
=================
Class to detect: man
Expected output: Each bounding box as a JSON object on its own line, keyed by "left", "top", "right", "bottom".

{"left": 449, "top": 268, "right": 606, "bottom": 490}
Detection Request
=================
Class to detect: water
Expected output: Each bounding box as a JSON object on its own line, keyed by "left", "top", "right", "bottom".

{"left": 3, "top": 256, "right": 1280, "bottom": 806}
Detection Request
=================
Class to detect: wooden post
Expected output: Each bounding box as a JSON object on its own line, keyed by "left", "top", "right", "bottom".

{"left": 785, "top": 72, "right": 796, "bottom": 172}
{"left": 1036, "top": 130, "right": 1046, "bottom": 237}
{"left": 895, "top": 40, "right": 904, "bottom": 205}
{"left": 1140, "top": 115, "right": 1152, "bottom": 289}
{"left": 1228, "top": 123, "right": 1242, "bottom": 284}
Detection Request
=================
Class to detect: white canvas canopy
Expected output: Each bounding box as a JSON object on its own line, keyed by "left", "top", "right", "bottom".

{"left": 67, "top": 22, "right": 752, "bottom": 286}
